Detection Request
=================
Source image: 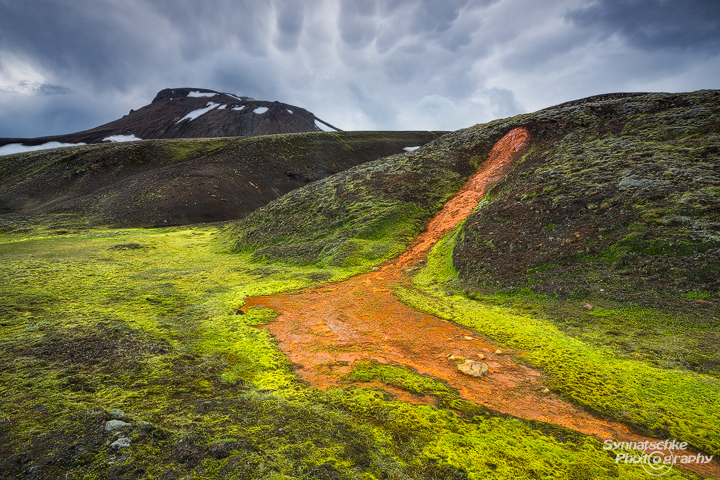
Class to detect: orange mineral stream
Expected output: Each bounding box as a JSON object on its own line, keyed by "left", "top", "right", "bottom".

{"left": 242, "top": 128, "right": 718, "bottom": 478}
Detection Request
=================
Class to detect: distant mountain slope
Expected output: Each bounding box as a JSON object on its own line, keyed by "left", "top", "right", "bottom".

{"left": 0, "top": 88, "right": 341, "bottom": 151}
{"left": 0, "top": 131, "right": 444, "bottom": 229}
{"left": 225, "top": 90, "right": 720, "bottom": 303}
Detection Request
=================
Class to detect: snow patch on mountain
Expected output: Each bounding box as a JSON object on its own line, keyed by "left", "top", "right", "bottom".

{"left": 314, "top": 119, "right": 335, "bottom": 132}
{"left": 103, "top": 134, "right": 141, "bottom": 143}
{"left": 232, "top": 105, "right": 245, "bottom": 111}
{"left": 0, "top": 141, "right": 86, "bottom": 156}
{"left": 177, "top": 102, "right": 220, "bottom": 123}
{"left": 403, "top": 146, "right": 421, "bottom": 152}
{"left": 188, "top": 91, "right": 217, "bottom": 98}
{"left": 253, "top": 107, "right": 269, "bottom": 114}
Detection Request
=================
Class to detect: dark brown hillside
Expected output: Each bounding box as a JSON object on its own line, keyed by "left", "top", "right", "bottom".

{"left": 0, "top": 131, "right": 444, "bottom": 229}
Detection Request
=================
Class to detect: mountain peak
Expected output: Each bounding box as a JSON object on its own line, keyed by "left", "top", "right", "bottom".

{"left": 0, "top": 88, "right": 340, "bottom": 151}
{"left": 151, "top": 88, "right": 255, "bottom": 103}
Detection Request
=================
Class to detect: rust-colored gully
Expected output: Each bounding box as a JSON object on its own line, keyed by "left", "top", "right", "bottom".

{"left": 242, "top": 128, "right": 718, "bottom": 478}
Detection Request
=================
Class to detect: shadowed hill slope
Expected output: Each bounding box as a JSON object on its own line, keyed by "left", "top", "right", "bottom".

{"left": 0, "top": 131, "right": 444, "bottom": 229}
{"left": 224, "top": 90, "right": 720, "bottom": 300}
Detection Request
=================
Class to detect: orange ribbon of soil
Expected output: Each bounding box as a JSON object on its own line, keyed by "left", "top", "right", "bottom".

{"left": 242, "top": 127, "right": 719, "bottom": 479}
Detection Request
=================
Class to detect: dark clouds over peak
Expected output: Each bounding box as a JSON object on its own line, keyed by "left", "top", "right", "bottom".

{"left": 568, "top": 0, "right": 720, "bottom": 53}
{"left": 0, "top": 0, "right": 718, "bottom": 138}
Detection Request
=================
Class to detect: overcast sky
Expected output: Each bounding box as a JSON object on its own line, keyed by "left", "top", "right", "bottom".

{"left": 1, "top": 0, "right": 718, "bottom": 138}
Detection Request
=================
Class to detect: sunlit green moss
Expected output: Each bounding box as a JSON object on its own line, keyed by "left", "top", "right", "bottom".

{"left": 0, "top": 226, "right": 693, "bottom": 479}
{"left": 400, "top": 226, "right": 720, "bottom": 457}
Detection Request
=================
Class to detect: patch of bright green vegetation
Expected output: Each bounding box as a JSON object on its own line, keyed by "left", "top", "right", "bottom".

{"left": 400, "top": 226, "right": 720, "bottom": 458}
{"left": 683, "top": 290, "right": 711, "bottom": 300}
{"left": 0, "top": 227, "right": 689, "bottom": 479}
{"left": 346, "top": 360, "right": 454, "bottom": 397}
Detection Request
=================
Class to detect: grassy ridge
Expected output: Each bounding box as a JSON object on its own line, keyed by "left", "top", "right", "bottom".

{"left": 221, "top": 151, "right": 467, "bottom": 268}
{"left": 454, "top": 90, "right": 720, "bottom": 303}
{"left": 220, "top": 126, "right": 503, "bottom": 268}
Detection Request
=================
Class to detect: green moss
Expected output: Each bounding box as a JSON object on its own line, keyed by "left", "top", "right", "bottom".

{"left": 220, "top": 145, "right": 473, "bottom": 269}
{"left": 402, "top": 226, "right": 720, "bottom": 457}
{"left": 345, "top": 360, "right": 454, "bottom": 397}
{"left": 0, "top": 226, "right": 695, "bottom": 479}
{"left": 682, "top": 290, "right": 711, "bottom": 300}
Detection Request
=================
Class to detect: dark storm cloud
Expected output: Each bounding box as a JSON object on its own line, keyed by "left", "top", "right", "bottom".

{"left": 0, "top": 0, "right": 718, "bottom": 138}
{"left": 147, "top": 0, "right": 274, "bottom": 59}
{"left": 274, "top": 0, "right": 305, "bottom": 52}
{"left": 568, "top": 0, "right": 720, "bottom": 53}
{"left": 0, "top": 0, "right": 161, "bottom": 90}
{"left": 338, "top": 0, "right": 380, "bottom": 48}
{"left": 339, "top": 0, "right": 479, "bottom": 52}
{"left": 35, "top": 83, "right": 75, "bottom": 95}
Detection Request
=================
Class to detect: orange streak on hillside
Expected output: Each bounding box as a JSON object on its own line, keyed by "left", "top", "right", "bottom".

{"left": 241, "top": 127, "right": 719, "bottom": 478}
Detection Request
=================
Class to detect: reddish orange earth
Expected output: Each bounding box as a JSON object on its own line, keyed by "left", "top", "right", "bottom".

{"left": 242, "top": 128, "right": 719, "bottom": 478}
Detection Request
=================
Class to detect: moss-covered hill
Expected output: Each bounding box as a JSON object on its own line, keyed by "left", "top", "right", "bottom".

{"left": 222, "top": 121, "right": 505, "bottom": 267}
{"left": 0, "top": 131, "right": 443, "bottom": 230}
{"left": 224, "top": 91, "right": 720, "bottom": 300}
{"left": 453, "top": 90, "right": 720, "bottom": 305}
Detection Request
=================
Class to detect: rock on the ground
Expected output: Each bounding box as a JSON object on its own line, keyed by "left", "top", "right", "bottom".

{"left": 105, "top": 420, "right": 131, "bottom": 431}
{"left": 110, "top": 437, "right": 131, "bottom": 449}
{"left": 457, "top": 360, "right": 489, "bottom": 378}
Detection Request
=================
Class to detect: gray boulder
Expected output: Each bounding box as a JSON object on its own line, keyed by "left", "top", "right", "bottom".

{"left": 457, "top": 360, "right": 489, "bottom": 378}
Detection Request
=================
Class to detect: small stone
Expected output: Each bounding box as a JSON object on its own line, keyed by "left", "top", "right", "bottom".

{"left": 208, "top": 440, "right": 236, "bottom": 459}
{"left": 109, "top": 410, "right": 125, "bottom": 419}
{"left": 463, "top": 336, "right": 473, "bottom": 340}
{"left": 477, "top": 353, "right": 485, "bottom": 360}
{"left": 447, "top": 354, "right": 460, "bottom": 361}
{"left": 105, "top": 420, "right": 130, "bottom": 431}
{"left": 583, "top": 303, "right": 593, "bottom": 310}
{"left": 110, "top": 437, "right": 131, "bottom": 449}
{"left": 542, "top": 387, "right": 550, "bottom": 394}
{"left": 457, "top": 360, "right": 489, "bottom": 378}
{"left": 494, "top": 349, "right": 503, "bottom": 355}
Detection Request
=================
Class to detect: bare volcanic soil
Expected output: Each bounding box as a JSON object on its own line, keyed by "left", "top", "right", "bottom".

{"left": 0, "top": 131, "right": 444, "bottom": 229}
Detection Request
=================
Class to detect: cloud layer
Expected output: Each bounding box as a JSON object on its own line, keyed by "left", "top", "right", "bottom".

{"left": 1, "top": 0, "right": 718, "bottom": 137}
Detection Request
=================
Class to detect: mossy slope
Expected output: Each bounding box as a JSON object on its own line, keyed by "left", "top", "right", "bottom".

{"left": 221, "top": 125, "right": 509, "bottom": 268}
{"left": 453, "top": 90, "right": 720, "bottom": 303}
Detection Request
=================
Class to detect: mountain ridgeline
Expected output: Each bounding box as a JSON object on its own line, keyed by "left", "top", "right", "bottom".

{"left": 0, "top": 88, "right": 340, "bottom": 149}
